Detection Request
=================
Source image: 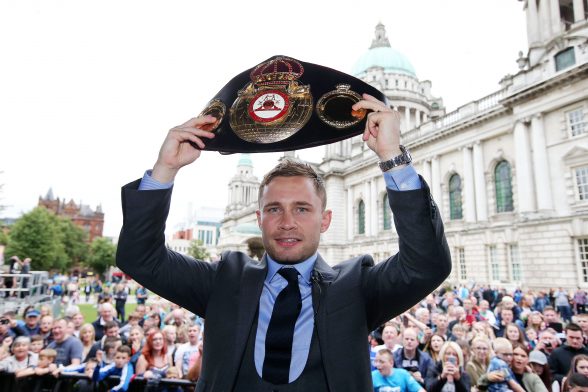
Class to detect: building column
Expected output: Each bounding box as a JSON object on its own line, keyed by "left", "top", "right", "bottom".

{"left": 473, "top": 141, "right": 488, "bottom": 221}
{"left": 415, "top": 110, "right": 421, "bottom": 127}
{"left": 526, "top": 0, "right": 539, "bottom": 45}
{"left": 431, "top": 156, "right": 442, "bottom": 215}
{"left": 549, "top": 0, "right": 562, "bottom": 35}
{"left": 370, "top": 179, "right": 378, "bottom": 234}
{"left": 513, "top": 120, "right": 535, "bottom": 213}
{"left": 364, "top": 181, "right": 371, "bottom": 236}
{"left": 462, "top": 146, "right": 476, "bottom": 222}
{"left": 573, "top": 0, "right": 586, "bottom": 22}
{"left": 423, "top": 159, "right": 432, "bottom": 186}
{"left": 530, "top": 114, "right": 553, "bottom": 210}
{"left": 347, "top": 187, "right": 353, "bottom": 239}
{"left": 404, "top": 106, "right": 411, "bottom": 131}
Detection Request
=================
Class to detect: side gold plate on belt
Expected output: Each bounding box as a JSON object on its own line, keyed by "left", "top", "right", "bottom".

{"left": 229, "top": 57, "right": 313, "bottom": 144}
{"left": 198, "top": 99, "right": 226, "bottom": 132}
{"left": 316, "top": 84, "right": 366, "bottom": 129}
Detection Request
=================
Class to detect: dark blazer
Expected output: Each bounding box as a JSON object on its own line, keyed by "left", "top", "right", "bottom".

{"left": 116, "top": 177, "right": 451, "bottom": 391}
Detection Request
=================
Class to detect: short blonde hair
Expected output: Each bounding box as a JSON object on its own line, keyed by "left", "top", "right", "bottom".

{"left": 492, "top": 337, "right": 512, "bottom": 354}
{"left": 39, "top": 348, "right": 57, "bottom": 359}
{"left": 439, "top": 341, "right": 464, "bottom": 367}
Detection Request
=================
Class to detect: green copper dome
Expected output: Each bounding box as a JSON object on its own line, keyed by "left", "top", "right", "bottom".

{"left": 352, "top": 23, "right": 416, "bottom": 78}
{"left": 238, "top": 153, "right": 253, "bottom": 166}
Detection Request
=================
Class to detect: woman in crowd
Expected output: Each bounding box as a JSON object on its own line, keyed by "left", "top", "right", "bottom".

{"left": 466, "top": 336, "right": 491, "bottom": 386}
{"left": 426, "top": 341, "right": 471, "bottom": 392}
{"left": 79, "top": 323, "right": 95, "bottom": 362}
{"left": 528, "top": 311, "right": 546, "bottom": 333}
{"left": 129, "top": 325, "right": 145, "bottom": 365}
{"left": 0, "top": 336, "right": 38, "bottom": 372}
{"left": 423, "top": 333, "right": 446, "bottom": 362}
{"left": 506, "top": 323, "right": 530, "bottom": 350}
{"left": 135, "top": 330, "right": 172, "bottom": 379}
{"left": 510, "top": 342, "right": 548, "bottom": 392}
{"left": 562, "top": 354, "right": 588, "bottom": 392}
{"left": 528, "top": 350, "right": 555, "bottom": 392}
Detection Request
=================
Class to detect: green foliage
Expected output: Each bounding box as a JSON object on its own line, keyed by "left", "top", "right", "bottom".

{"left": 4, "top": 207, "right": 66, "bottom": 270}
{"left": 87, "top": 237, "right": 116, "bottom": 276}
{"left": 0, "top": 230, "right": 8, "bottom": 246}
{"left": 57, "top": 218, "right": 89, "bottom": 264}
{"left": 188, "top": 239, "right": 210, "bottom": 260}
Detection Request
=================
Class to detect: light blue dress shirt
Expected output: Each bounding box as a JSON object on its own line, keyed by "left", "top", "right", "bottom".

{"left": 138, "top": 163, "right": 422, "bottom": 382}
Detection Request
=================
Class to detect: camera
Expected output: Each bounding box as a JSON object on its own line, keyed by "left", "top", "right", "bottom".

{"left": 544, "top": 342, "right": 552, "bottom": 348}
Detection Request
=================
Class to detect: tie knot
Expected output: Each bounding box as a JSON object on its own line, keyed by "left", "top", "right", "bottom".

{"left": 278, "top": 267, "right": 299, "bottom": 284}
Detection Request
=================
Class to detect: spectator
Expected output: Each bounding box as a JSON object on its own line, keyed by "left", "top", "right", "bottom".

{"left": 478, "top": 337, "right": 525, "bottom": 392}
{"left": 537, "top": 328, "right": 560, "bottom": 358}
{"left": 434, "top": 313, "right": 451, "bottom": 340}
{"left": 93, "top": 345, "right": 134, "bottom": 392}
{"left": 574, "top": 289, "right": 587, "bottom": 315}
{"left": 128, "top": 325, "right": 145, "bottom": 367}
{"left": 0, "top": 336, "right": 38, "bottom": 372}
{"left": 423, "top": 333, "right": 446, "bottom": 362}
{"left": 393, "top": 327, "right": 433, "bottom": 386}
{"left": 0, "top": 312, "right": 26, "bottom": 344}
{"left": 372, "top": 348, "right": 425, "bottom": 392}
{"left": 15, "top": 348, "right": 57, "bottom": 378}
{"left": 136, "top": 285, "right": 148, "bottom": 305}
{"left": 373, "top": 322, "right": 402, "bottom": 354}
{"left": 528, "top": 311, "right": 546, "bottom": 333}
{"left": 114, "top": 283, "right": 128, "bottom": 322}
{"left": 71, "top": 312, "right": 85, "bottom": 338}
{"left": 562, "top": 355, "right": 588, "bottom": 392}
{"left": 136, "top": 330, "right": 172, "bottom": 379}
{"left": 555, "top": 288, "right": 572, "bottom": 323}
{"left": 575, "top": 314, "right": 588, "bottom": 344}
{"left": 511, "top": 342, "right": 548, "bottom": 392}
{"left": 529, "top": 350, "right": 556, "bottom": 392}
{"left": 426, "top": 341, "right": 471, "bottom": 392}
{"left": 92, "top": 302, "right": 121, "bottom": 341}
{"left": 496, "top": 308, "right": 516, "bottom": 338}
{"left": 544, "top": 306, "right": 564, "bottom": 334}
{"left": 79, "top": 323, "right": 96, "bottom": 362}
{"left": 567, "top": 373, "right": 588, "bottom": 392}
{"left": 479, "top": 300, "right": 497, "bottom": 325}
{"left": 467, "top": 336, "right": 491, "bottom": 387}
{"left": 120, "top": 312, "right": 142, "bottom": 341}
{"left": 505, "top": 323, "right": 529, "bottom": 350}
{"left": 46, "top": 318, "right": 83, "bottom": 367}
{"left": 30, "top": 335, "right": 44, "bottom": 354}
{"left": 174, "top": 324, "right": 201, "bottom": 379}
{"left": 549, "top": 323, "right": 588, "bottom": 384}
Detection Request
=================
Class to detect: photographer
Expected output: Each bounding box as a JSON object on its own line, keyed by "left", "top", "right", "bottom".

{"left": 425, "top": 341, "right": 471, "bottom": 392}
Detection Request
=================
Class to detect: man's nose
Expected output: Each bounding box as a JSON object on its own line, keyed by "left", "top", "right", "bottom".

{"left": 279, "top": 211, "right": 296, "bottom": 229}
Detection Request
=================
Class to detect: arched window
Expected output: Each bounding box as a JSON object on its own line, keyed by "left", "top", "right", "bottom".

{"left": 358, "top": 200, "right": 365, "bottom": 235}
{"left": 449, "top": 174, "right": 463, "bottom": 220}
{"left": 382, "top": 194, "right": 392, "bottom": 230}
{"left": 495, "top": 161, "right": 514, "bottom": 213}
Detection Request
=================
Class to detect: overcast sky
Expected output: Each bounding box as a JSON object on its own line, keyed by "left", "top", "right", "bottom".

{"left": 0, "top": 0, "right": 528, "bottom": 238}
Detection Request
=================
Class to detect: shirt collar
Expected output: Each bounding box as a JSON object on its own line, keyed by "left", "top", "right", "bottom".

{"left": 265, "top": 253, "right": 317, "bottom": 285}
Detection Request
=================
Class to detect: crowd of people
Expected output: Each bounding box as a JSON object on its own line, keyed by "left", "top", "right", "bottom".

{"left": 1, "top": 278, "right": 588, "bottom": 391}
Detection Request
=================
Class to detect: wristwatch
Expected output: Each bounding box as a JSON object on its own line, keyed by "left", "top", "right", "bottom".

{"left": 378, "top": 145, "right": 412, "bottom": 172}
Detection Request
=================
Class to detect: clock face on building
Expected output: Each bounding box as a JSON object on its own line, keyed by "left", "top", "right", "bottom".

{"left": 247, "top": 90, "right": 290, "bottom": 123}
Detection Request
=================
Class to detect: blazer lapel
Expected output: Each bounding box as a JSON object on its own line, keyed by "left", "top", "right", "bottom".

{"left": 227, "top": 256, "right": 267, "bottom": 387}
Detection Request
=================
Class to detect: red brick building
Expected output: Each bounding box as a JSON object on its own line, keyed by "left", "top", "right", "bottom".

{"left": 38, "top": 188, "right": 104, "bottom": 242}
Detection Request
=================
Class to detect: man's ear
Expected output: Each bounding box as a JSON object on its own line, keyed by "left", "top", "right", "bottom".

{"left": 256, "top": 210, "right": 261, "bottom": 228}
{"left": 320, "top": 209, "right": 332, "bottom": 233}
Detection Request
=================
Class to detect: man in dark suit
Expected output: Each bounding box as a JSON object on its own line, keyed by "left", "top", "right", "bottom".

{"left": 116, "top": 95, "right": 451, "bottom": 391}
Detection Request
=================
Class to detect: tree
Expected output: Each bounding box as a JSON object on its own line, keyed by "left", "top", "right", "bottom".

{"left": 87, "top": 237, "right": 116, "bottom": 276}
{"left": 4, "top": 207, "right": 66, "bottom": 270}
{"left": 188, "top": 239, "right": 210, "bottom": 260}
{"left": 57, "top": 218, "right": 89, "bottom": 265}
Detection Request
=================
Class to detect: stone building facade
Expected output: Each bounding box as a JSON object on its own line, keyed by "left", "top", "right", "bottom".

{"left": 218, "top": 1, "right": 588, "bottom": 289}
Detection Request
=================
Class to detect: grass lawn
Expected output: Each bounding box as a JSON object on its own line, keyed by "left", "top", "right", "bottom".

{"left": 77, "top": 303, "right": 137, "bottom": 323}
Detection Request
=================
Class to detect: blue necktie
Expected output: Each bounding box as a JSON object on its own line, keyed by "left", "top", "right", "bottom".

{"left": 262, "top": 267, "right": 301, "bottom": 384}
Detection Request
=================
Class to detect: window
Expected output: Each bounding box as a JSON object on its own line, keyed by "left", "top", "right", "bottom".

{"left": 579, "top": 238, "right": 588, "bottom": 283}
{"left": 358, "top": 200, "right": 365, "bottom": 235}
{"left": 457, "top": 248, "right": 467, "bottom": 280}
{"left": 495, "top": 161, "right": 514, "bottom": 212}
{"left": 509, "top": 244, "right": 522, "bottom": 281}
{"left": 382, "top": 194, "right": 392, "bottom": 230}
{"left": 568, "top": 108, "right": 587, "bottom": 137}
{"left": 555, "top": 47, "right": 576, "bottom": 72}
{"left": 576, "top": 166, "right": 588, "bottom": 200}
{"left": 489, "top": 245, "right": 500, "bottom": 281}
{"left": 449, "top": 174, "right": 463, "bottom": 220}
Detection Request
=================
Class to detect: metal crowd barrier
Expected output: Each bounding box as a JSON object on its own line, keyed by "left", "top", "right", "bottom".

{"left": 0, "top": 371, "right": 197, "bottom": 391}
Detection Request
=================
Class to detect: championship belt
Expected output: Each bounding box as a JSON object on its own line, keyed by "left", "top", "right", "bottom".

{"left": 198, "top": 55, "right": 387, "bottom": 153}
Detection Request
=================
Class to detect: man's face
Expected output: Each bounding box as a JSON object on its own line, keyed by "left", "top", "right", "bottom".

{"left": 12, "top": 342, "right": 29, "bottom": 360}
{"left": 501, "top": 309, "right": 513, "bottom": 324}
{"left": 567, "top": 330, "right": 585, "bottom": 349}
{"left": 106, "top": 326, "right": 119, "bottom": 338}
{"left": 257, "top": 176, "right": 331, "bottom": 264}
{"left": 100, "top": 306, "right": 113, "bottom": 321}
{"left": 382, "top": 326, "right": 398, "bottom": 346}
{"left": 52, "top": 320, "right": 66, "bottom": 342}
{"left": 436, "top": 315, "right": 448, "bottom": 330}
{"left": 25, "top": 315, "right": 39, "bottom": 328}
{"left": 30, "top": 340, "right": 44, "bottom": 353}
{"left": 479, "top": 301, "right": 489, "bottom": 312}
{"left": 188, "top": 326, "right": 201, "bottom": 344}
{"left": 73, "top": 314, "right": 84, "bottom": 328}
{"left": 40, "top": 316, "right": 53, "bottom": 333}
{"left": 544, "top": 310, "right": 558, "bottom": 323}
{"left": 539, "top": 332, "right": 557, "bottom": 351}
{"left": 402, "top": 329, "right": 419, "bottom": 351}
{"left": 374, "top": 353, "right": 394, "bottom": 376}
{"left": 463, "top": 299, "right": 472, "bottom": 311}
{"left": 114, "top": 352, "right": 129, "bottom": 368}
{"left": 577, "top": 317, "right": 588, "bottom": 333}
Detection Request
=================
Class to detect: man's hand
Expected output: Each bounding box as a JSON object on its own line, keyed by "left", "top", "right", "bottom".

{"left": 151, "top": 115, "right": 217, "bottom": 183}
{"left": 352, "top": 94, "right": 402, "bottom": 162}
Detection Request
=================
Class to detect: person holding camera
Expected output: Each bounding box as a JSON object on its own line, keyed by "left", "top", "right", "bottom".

{"left": 425, "top": 341, "right": 471, "bottom": 392}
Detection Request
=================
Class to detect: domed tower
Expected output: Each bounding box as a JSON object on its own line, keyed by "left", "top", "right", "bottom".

{"left": 323, "top": 23, "right": 446, "bottom": 162}
{"left": 225, "top": 154, "right": 260, "bottom": 215}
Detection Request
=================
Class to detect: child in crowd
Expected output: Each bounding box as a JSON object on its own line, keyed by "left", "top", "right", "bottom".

{"left": 483, "top": 338, "right": 524, "bottom": 392}
{"left": 93, "top": 345, "right": 134, "bottom": 392}
{"left": 29, "top": 335, "right": 44, "bottom": 354}
{"left": 15, "top": 348, "right": 57, "bottom": 378}
{"left": 101, "top": 336, "right": 123, "bottom": 365}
